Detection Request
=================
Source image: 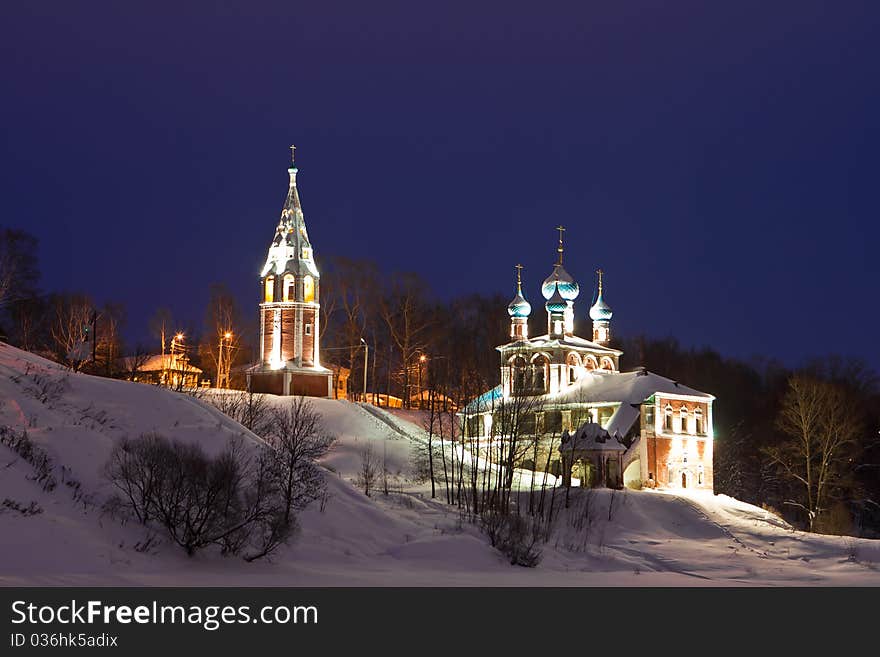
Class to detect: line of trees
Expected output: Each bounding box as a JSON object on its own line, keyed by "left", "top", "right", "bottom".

{"left": 2, "top": 226, "right": 878, "bottom": 536}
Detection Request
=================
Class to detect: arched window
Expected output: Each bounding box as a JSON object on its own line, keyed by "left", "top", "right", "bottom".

{"left": 600, "top": 356, "right": 614, "bottom": 371}
{"left": 584, "top": 356, "right": 598, "bottom": 371}
{"left": 531, "top": 355, "right": 549, "bottom": 393}
{"left": 664, "top": 404, "right": 673, "bottom": 432}
{"left": 283, "top": 274, "right": 295, "bottom": 302}
{"left": 694, "top": 408, "right": 704, "bottom": 435}
{"left": 303, "top": 275, "right": 315, "bottom": 303}
{"left": 264, "top": 276, "right": 275, "bottom": 303}
{"left": 698, "top": 465, "right": 704, "bottom": 486}
{"left": 680, "top": 406, "right": 689, "bottom": 434}
{"left": 566, "top": 353, "right": 580, "bottom": 384}
{"left": 511, "top": 356, "right": 527, "bottom": 393}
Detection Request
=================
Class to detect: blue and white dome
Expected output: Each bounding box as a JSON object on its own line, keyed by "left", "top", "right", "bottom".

{"left": 545, "top": 284, "right": 568, "bottom": 314}
{"left": 507, "top": 292, "right": 531, "bottom": 318}
{"left": 589, "top": 269, "right": 613, "bottom": 321}
{"left": 589, "top": 293, "right": 613, "bottom": 321}
{"left": 541, "top": 264, "right": 579, "bottom": 301}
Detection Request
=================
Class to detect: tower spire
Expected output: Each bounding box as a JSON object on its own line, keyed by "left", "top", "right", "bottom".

{"left": 289, "top": 144, "right": 297, "bottom": 166}
{"left": 515, "top": 263, "right": 523, "bottom": 294}
{"left": 556, "top": 225, "right": 565, "bottom": 265}
{"left": 597, "top": 268, "right": 604, "bottom": 294}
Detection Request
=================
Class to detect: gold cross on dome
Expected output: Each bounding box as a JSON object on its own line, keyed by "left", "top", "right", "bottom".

{"left": 289, "top": 144, "right": 296, "bottom": 164}
{"left": 556, "top": 225, "right": 565, "bottom": 264}
{"left": 515, "top": 263, "right": 523, "bottom": 291}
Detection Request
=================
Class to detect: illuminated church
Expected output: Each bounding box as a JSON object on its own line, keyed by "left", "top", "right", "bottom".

{"left": 463, "top": 228, "right": 715, "bottom": 492}
{"left": 247, "top": 148, "right": 333, "bottom": 397}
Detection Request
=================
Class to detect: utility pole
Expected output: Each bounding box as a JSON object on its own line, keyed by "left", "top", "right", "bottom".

{"left": 360, "top": 337, "right": 368, "bottom": 403}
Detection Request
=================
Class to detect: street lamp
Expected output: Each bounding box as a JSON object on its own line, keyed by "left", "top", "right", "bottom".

{"left": 360, "top": 338, "right": 369, "bottom": 403}
{"left": 169, "top": 333, "right": 185, "bottom": 388}
{"left": 417, "top": 354, "right": 427, "bottom": 408}
{"left": 218, "top": 331, "right": 233, "bottom": 389}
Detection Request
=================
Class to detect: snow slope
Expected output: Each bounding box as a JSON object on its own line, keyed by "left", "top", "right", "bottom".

{"left": 2, "top": 342, "right": 879, "bottom": 586}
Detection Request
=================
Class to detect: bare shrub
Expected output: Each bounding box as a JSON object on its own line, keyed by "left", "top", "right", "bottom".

{"left": 1, "top": 498, "right": 43, "bottom": 516}
{"left": 357, "top": 443, "right": 379, "bottom": 497}
{"left": 0, "top": 425, "right": 56, "bottom": 491}
{"left": 480, "top": 509, "right": 543, "bottom": 567}
{"left": 104, "top": 434, "right": 293, "bottom": 561}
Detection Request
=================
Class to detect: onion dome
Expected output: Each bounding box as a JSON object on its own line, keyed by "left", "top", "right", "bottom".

{"left": 541, "top": 264, "right": 580, "bottom": 301}
{"left": 508, "top": 293, "right": 531, "bottom": 318}
{"left": 541, "top": 226, "right": 579, "bottom": 300}
{"left": 545, "top": 283, "right": 568, "bottom": 314}
{"left": 507, "top": 263, "right": 531, "bottom": 317}
{"left": 589, "top": 268, "right": 613, "bottom": 321}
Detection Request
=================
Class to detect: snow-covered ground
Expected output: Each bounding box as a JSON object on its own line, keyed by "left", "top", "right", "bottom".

{"left": 2, "top": 342, "right": 879, "bottom": 586}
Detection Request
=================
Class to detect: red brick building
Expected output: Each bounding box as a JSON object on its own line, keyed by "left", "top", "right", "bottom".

{"left": 247, "top": 148, "right": 333, "bottom": 397}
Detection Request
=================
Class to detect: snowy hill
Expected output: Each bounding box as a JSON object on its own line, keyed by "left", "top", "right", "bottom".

{"left": 2, "top": 342, "right": 879, "bottom": 586}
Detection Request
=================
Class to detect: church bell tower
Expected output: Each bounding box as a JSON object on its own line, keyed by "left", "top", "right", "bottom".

{"left": 247, "top": 147, "right": 333, "bottom": 397}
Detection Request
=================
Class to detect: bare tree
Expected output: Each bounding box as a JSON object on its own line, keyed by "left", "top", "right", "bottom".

{"left": 380, "top": 273, "right": 433, "bottom": 408}
{"left": 0, "top": 228, "right": 39, "bottom": 310}
{"left": 95, "top": 301, "right": 126, "bottom": 377}
{"left": 50, "top": 293, "right": 94, "bottom": 371}
{"left": 122, "top": 344, "right": 152, "bottom": 381}
{"left": 764, "top": 374, "right": 864, "bottom": 531}
{"left": 265, "top": 397, "right": 336, "bottom": 523}
{"left": 201, "top": 284, "right": 244, "bottom": 387}
{"left": 358, "top": 443, "right": 379, "bottom": 496}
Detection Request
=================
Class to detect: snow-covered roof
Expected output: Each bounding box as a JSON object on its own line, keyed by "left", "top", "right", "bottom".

{"left": 559, "top": 423, "right": 625, "bottom": 452}
{"left": 605, "top": 402, "right": 641, "bottom": 437}
{"left": 552, "top": 368, "right": 713, "bottom": 406}
{"left": 122, "top": 354, "right": 203, "bottom": 374}
{"left": 498, "top": 333, "right": 622, "bottom": 355}
{"left": 462, "top": 369, "right": 712, "bottom": 424}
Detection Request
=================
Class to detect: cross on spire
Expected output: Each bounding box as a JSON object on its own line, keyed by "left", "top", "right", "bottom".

{"left": 597, "top": 268, "right": 604, "bottom": 293}
{"left": 515, "top": 263, "right": 523, "bottom": 293}
{"left": 556, "top": 225, "right": 565, "bottom": 265}
{"left": 289, "top": 144, "right": 297, "bottom": 165}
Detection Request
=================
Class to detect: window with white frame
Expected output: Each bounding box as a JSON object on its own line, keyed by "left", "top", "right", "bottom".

{"left": 664, "top": 404, "right": 673, "bottom": 431}
{"left": 680, "top": 406, "right": 689, "bottom": 434}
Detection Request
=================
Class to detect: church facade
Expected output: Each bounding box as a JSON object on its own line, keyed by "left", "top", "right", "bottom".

{"left": 463, "top": 229, "right": 715, "bottom": 492}
{"left": 247, "top": 149, "right": 333, "bottom": 398}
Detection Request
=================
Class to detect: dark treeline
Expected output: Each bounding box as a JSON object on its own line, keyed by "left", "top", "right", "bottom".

{"left": 2, "top": 228, "right": 878, "bottom": 536}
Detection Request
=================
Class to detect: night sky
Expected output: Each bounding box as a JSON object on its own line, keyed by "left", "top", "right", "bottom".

{"left": 2, "top": 2, "right": 878, "bottom": 370}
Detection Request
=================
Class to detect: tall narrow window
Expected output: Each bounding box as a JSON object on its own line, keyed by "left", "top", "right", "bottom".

{"left": 664, "top": 404, "right": 673, "bottom": 432}
{"left": 694, "top": 408, "right": 704, "bottom": 435}
{"left": 303, "top": 275, "right": 315, "bottom": 303}
{"left": 264, "top": 276, "right": 275, "bottom": 303}
{"left": 680, "top": 406, "right": 689, "bottom": 434}
{"left": 305, "top": 324, "right": 312, "bottom": 336}
{"left": 283, "top": 274, "right": 295, "bottom": 301}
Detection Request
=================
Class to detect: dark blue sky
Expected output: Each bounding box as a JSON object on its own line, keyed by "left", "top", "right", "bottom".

{"left": 2, "top": 1, "right": 878, "bottom": 370}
